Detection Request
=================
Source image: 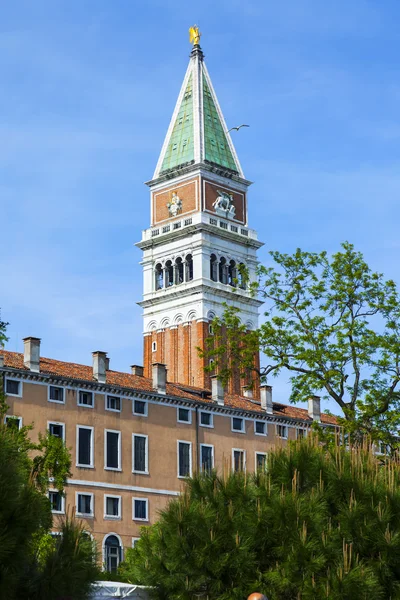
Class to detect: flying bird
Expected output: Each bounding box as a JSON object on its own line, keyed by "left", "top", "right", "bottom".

{"left": 227, "top": 124, "right": 250, "bottom": 133}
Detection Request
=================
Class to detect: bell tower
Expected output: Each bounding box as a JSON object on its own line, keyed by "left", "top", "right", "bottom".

{"left": 137, "top": 27, "right": 263, "bottom": 394}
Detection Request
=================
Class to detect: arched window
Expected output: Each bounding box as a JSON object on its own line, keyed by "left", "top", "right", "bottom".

{"left": 155, "top": 263, "right": 163, "bottom": 290}
{"left": 185, "top": 254, "right": 193, "bottom": 282}
{"left": 104, "top": 534, "right": 122, "bottom": 573}
{"left": 219, "top": 257, "right": 228, "bottom": 284}
{"left": 238, "top": 263, "right": 246, "bottom": 289}
{"left": 165, "top": 260, "right": 174, "bottom": 287}
{"left": 210, "top": 254, "right": 218, "bottom": 282}
{"left": 228, "top": 260, "right": 237, "bottom": 287}
{"left": 174, "top": 257, "right": 184, "bottom": 285}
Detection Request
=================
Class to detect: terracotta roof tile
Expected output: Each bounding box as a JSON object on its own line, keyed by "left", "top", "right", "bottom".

{"left": 0, "top": 350, "right": 337, "bottom": 425}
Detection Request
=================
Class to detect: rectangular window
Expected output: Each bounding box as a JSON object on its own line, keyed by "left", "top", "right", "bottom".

{"left": 48, "top": 422, "right": 65, "bottom": 440}
{"left": 49, "top": 490, "right": 64, "bottom": 513}
{"left": 76, "top": 493, "right": 93, "bottom": 517}
{"left": 277, "top": 425, "right": 288, "bottom": 439}
{"left": 200, "top": 444, "right": 214, "bottom": 473}
{"left": 232, "top": 417, "right": 245, "bottom": 433}
{"left": 255, "top": 421, "right": 267, "bottom": 435}
{"left": 104, "top": 495, "right": 121, "bottom": 519}
{"left": 178, "top": 441, "right": 192, "bottom": 478}
{"left": 5, "top": 379, "right": 21, "bottom": 396}
{"left": 232, "top": 449, "right": 246, "bottom": 472}
{"left": 78, "top": 390, "right": 94, "bottom": 408}
{"left": 132, "top": 537, "right": 140, "bottom": 548}
{"left": 49, "top": 385, "right": 64, "bottom": 403}
{"left": 105, "top": 430, "right": 121, "bottom": 470}
{"left": 4, "top": 416, "right": 22, "bottom": 430}
{"left": 133, "top": 399, "right": 147, "bottom": 416}
{"left": 132, "top": 434, "right": 148, "bottom": 473}
{"left": 133, "top": 498, "right": 148, "bottom": 521}
{"left": 297, "top": 428, "right": 307, "bottom": 440}
{"left": 256, "top": 452, "right": 267, "bottom": 472}
{"left": 77, "top": 426, "right": 93, "bottom": 467}
{"left": 106, "top": 395, "right": 121, "bottom": 412}
{"left": 200, "top": 411, "right": 213, "bottom": 428}
{"left": 177, "top": 407, "right": 191, "bottom": 423}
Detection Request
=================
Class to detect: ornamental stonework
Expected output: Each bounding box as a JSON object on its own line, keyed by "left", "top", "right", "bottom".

{"left": 202, "top": 179, "right": 246, "bottom": 224}
{"left": 152, "top": 178, "right": 199, "bottom": 225}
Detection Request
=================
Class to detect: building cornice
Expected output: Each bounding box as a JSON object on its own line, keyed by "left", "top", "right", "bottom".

{"left": 138, "top": 282, "right": 264, "bottom": 309}
{"left": 0, "top": 367, "right": 335, "bottom": 429}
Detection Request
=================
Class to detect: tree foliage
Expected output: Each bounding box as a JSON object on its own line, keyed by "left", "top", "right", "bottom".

{"left": 120, "top": 439, "right": 400, "bottom": 600}
{"left": 202, "top": 243, "right": 400, "bottom": 444}
{"left": 0, "top": 355, "right": 99, "bottom": 598}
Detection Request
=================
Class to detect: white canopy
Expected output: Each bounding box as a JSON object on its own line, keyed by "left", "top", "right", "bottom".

{"left": 90, "top": 581, "right": 150, "bottom": 599}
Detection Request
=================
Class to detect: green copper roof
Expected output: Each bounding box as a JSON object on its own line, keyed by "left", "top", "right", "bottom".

{"left": 202, "top": 75, "right": 237, "bottom": 172}
{"left": 160, "top": 74, "right": 194, "bottom": 173}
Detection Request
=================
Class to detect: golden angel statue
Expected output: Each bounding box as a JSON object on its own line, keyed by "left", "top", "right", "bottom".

{"left": 189, "top": 25, "right": 201, "bottom": 45}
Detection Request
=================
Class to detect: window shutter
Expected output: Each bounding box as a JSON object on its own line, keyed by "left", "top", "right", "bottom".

{"left": 134, "top": 436, "right": 146, "bottom": 472}
{"left": 78, "top": 429, "right": 91, "bottom": 465}
{"left": 107, "top": 432, "right": 119, "bottom": 468}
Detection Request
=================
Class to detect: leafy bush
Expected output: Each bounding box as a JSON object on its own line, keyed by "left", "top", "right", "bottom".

{"left": 120, "top": 439, "right": 400, "bottom": 600}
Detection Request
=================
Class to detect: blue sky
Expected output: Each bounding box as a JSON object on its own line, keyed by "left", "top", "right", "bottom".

{"left": 1, "top": 0, "right": 400, "bottom": 407}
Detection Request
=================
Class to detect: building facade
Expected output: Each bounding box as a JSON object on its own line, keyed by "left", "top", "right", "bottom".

{"left": 0, "top": 33, "right": 336, "bottom": 572}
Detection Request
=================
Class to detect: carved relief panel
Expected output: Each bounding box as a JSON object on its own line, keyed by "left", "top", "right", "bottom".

{"left": 202, "top": 179, "right": 246, "bottom": 224}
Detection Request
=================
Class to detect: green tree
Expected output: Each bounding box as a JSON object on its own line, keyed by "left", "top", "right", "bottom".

{"left": 202, "top": 243, "right": 400, "bottom": 445}
{"left": 120, "top": 439, "right": 400, "bottom": 600}
{"left": 0, "top": 335, "right": 99, "bottom": 598}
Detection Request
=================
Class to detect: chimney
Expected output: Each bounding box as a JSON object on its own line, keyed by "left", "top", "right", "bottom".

{"left": 131, "top": 365, "right": 144, "bottom": 377}
{"left": 105, "top": 357, "right": 110, "bottom": 371}
{"left": 211, "top": 375, "right": 224, "bottom": 406}
{"left": 260, "top": 385, "right": 273, "bottom": 415}
{"left": 152, "top": 363, "right": 166, "bottom": 394}
{"left": 0, "top": 354, "right": 4, "bottom": 368}
{"left": 92, "top": 351, "right": 107, "bottom": 384}
{"left": 242, "top": 386, "right": 253, "bottom": 398}
{"left": 308, "top": 395, "right": 321, "bottom": 422}
{"left": 23, "top": 337, "right": 41, "bottom": 373}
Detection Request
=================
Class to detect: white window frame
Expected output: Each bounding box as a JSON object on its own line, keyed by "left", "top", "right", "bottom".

{"left": 105, "top": 395, "right": 121, "bottom": 413}
{"left": 232, "top": 448, "right": 246, "bottom": 473}
{"left": 48, "top": 489, "right": 65, "bottom": 514}
{"left": 76, "top": 425, "right": 94, "bottom": 468}
{"left": 177, "top": 440, "right": 192, "bottom": 479}
{"left": 200, "top": 443, "right": 214, "bottom": 472}
{"left": 133, "top": 399, "right": 148, "bottom": 417}
{"left": 47, "top": 421, "right": 65, "bottom": 441}
{"left": 231, "top": 416, "right": 245, "bottom": 433}
{"left": 104, "top": 429, "right": 122, "bottom": 471}
{"left": 132, "top": 433, "right": 149, "bottom": 474}
{"left": 104, "top": 494, "right": 122, "bottom": 520}
{"left": 4, "top": 415, "right": 22, "bottom": 429}
{"left": 297, "top": 427, "right": 307, "bottom": 440}
{"left": 254, "top": 420, "right": 267, "bottom": 436}
{"left": 48, "top": 384, "right": 65, "bottom": 404}
{"left": 76, "top": 492, "right": 94, "bottom": 517}
{"left": 132, "top": 497, "right": 149, "bottom": 522}
{"left": 199, "top": 411, "right": 214, "bottom": 428}
{"left": 102, "top": 533, "right": 124, "bottom": 572}
{"left": 255, "top": 451, "right": 268, "bottom": 472}
{"left": 5, "top": 378, "right": 22, "bottom": 398}
{"left": 276, "top": 424, "right": 288, "bottom": 439}
{"left": 177, "top": 407, "right": 192, "bottom": 424}
{"left": 77, "top": 389, "right": 94, "bottom": 409}
{"left": 132, "top": 537, "right": 140, "bottom": 548}
{"left": 152, "top": 341, "right": 157, "bottom": 352}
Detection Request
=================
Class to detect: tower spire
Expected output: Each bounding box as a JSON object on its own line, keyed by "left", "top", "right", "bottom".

{"left": 152, "top": 27, "right": 244, "bottom": 181}
{"left": 138, "top": 28, "right": 262, "bottom": 396}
